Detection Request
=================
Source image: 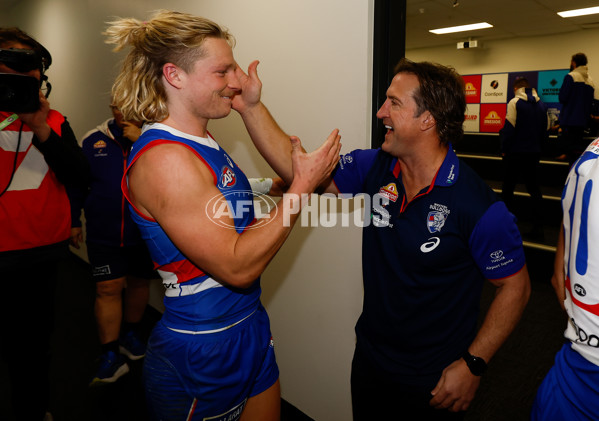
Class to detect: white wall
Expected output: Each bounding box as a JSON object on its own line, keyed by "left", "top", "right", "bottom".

{"left": 2, "top": 2, "right": 371, "bottom": 420}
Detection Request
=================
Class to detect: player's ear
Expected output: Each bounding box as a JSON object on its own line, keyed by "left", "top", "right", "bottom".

{"left": 163, "top": 63, "right": 184, "bottom": 88}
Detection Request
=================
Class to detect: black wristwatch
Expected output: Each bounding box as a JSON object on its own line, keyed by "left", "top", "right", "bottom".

{"left": 462, "top": 351, "right": 487, "bottom": 376}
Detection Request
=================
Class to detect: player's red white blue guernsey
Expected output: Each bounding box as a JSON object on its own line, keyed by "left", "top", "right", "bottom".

{"left": 562, "top": 139, "right": 599, "bottom": 360}
{"left": 531, "top": 139, "right": 599, "bottom": 421}
{"left": 122, "top": 123, "right": 278, "bottom": 421}
{"left": 562, "top": 138, "right": 599, "bottom": 364}
{"left": 333, "top": 145, "right": 526, "bottom": 387}
{"left": 122, "top": 123, "right": 260, "bottom": 332}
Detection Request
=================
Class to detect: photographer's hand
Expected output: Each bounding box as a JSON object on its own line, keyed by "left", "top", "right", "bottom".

{"left": 18, "top": 90, "right": 51, "bottom": 142}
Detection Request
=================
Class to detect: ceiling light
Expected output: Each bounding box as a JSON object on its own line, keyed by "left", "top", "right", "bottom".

{"left": 558, "top": 6, "right": 599, "bottom": 18}
{"left": 429, "top": 22, "right": 493, "bottom": 35}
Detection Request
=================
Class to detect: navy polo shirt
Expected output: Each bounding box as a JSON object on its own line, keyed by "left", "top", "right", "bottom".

{"left": 333, "top": 145, "right": 525, "bottom": 386}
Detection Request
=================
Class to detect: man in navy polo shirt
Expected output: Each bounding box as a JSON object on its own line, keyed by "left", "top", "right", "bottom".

{"left": 235, "top": 57, "right": 531, "bottom": 420}
{"left": 322, "top": 59, "right": 531, "bottom": 420}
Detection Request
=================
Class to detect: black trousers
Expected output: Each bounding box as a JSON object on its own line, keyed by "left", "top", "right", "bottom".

{"left": 501, "top": 153, "right": 543, "bottom": 228}
{"left": 561, "top": 126, "right": 589, "bottom": 166}
{"left": 0, "top": 249, "right": 61, "bottom": 421}
{"left": 351, "top": 348, "right": 466, "bottom": 421}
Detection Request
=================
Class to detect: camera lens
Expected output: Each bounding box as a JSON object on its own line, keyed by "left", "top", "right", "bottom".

{"left": 0, "top": 84, "right": 16, "bottom": 102}
{"left": 0, "top": 73, "right": 40, "bottom": 112}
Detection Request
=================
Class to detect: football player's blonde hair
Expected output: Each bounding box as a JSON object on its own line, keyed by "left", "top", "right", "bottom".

{"left": 104, "top": 9, "right": 234, "bottom": 123}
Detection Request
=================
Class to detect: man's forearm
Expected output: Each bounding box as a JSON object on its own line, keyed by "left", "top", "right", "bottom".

{"left": 468, "top": 268, "right": 531, "bottom": 363}
{"left": 239, "top": 102, "right": 294, "bottom": 183}
{"left": 551, "top": 226, "right": 566, "bottom": 310}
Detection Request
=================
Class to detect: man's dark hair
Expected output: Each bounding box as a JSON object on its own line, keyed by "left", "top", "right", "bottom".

{"left": 513, "top": 77, "right": 530, "bottom": 90}
{"left": 572, "top": 53, "right": 588, "bottom": 67}
{"left": 393, "top": 58, "right": 465, "bottom": 145}
{"left": 0, "top": 27, "right": 52, "bottom": 73}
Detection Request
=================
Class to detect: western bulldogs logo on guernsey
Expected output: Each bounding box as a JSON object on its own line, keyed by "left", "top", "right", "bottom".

{"left": 220, "top": 152, "right": 237, "bottom": 188}
{"left": 220, "top": 166, "right": 236, "bottom": 188}
{"left": 427, "top": 203, "right": 450, "bottom": 233}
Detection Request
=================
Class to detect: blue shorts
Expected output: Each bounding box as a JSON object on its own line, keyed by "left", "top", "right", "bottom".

{"left": 531, "top": 342, "right": 599, "bottom": 421}
{"left": 87, "top": 242, "right": 157, "bottom": 282}
{"left": 143, "top": 305, "right": 279, "bottom": 421}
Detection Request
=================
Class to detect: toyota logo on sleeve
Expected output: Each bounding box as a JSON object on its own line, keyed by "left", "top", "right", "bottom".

{"left": 490, "top": 250, "right": 504, "bottom": 260}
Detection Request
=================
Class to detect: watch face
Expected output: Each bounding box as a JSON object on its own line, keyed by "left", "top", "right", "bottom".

{"left": 470, "top": 356, "right": 486, "bottom": 375}
{"left": 464, "top": 353, "right": 487, "bottom": 375}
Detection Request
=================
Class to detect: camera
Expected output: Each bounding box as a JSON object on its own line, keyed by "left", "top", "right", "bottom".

{"left": 0, "top": 73, "right": 39, "bottom": 112}
{"left": 0, "top": 48, "right": 46, "bottom": 113}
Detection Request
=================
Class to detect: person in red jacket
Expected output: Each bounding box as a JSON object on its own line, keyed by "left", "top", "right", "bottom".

{"left": 0, "top": 27, "right": 89, "bottom": 421}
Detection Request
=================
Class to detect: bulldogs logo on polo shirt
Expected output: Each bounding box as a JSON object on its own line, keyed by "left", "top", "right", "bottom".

{"left": 427, "top": 203, "right": 450, "bottom": 234}
{"left": 220, "top": 166, "right": 236, "bottom": 188}
{"left": 427, "top": 212, "right": 446, "bottom": 233}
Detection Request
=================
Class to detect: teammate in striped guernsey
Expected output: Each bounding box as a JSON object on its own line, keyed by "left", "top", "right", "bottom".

{"left": 532, "top": 138, "right": 599, "bottom": 420}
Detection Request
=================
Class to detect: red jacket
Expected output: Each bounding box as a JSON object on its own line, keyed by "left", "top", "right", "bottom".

{"left": 0, "top": 109, "right": 88, "bottom": 252}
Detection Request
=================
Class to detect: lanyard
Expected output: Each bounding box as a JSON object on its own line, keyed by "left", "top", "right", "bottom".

{"left": 0, "top": 113, "right": 18, "bottom": 131}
